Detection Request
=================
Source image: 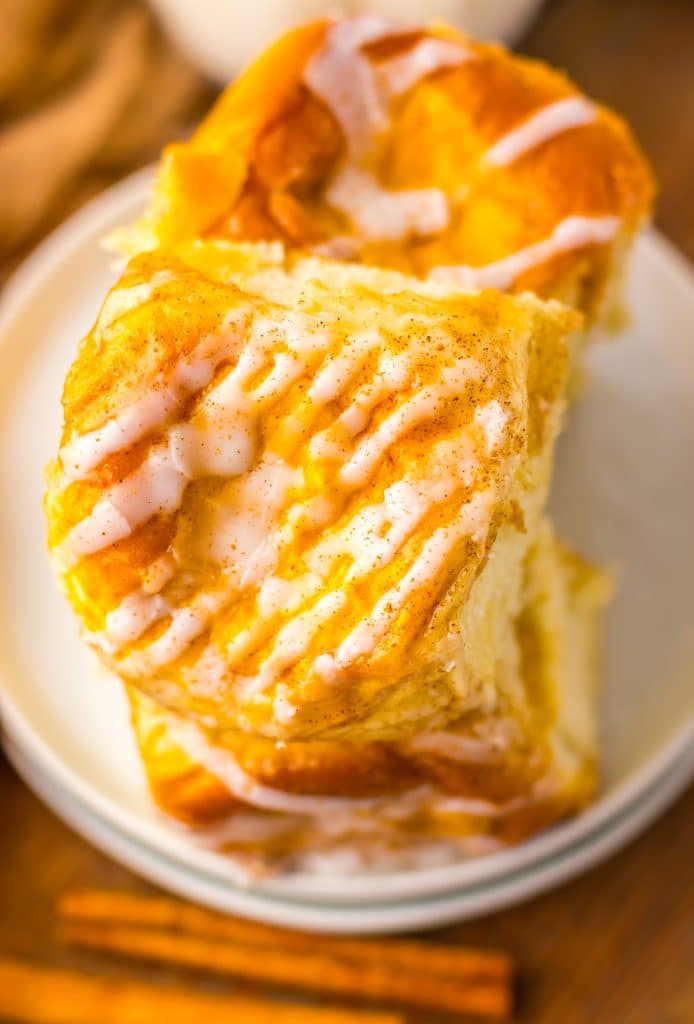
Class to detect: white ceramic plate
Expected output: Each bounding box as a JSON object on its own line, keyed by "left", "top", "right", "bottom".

{"left": 5, "top": 734, "right": 692, "bottom": 933}
{"left": 0, "top": 170, "right": 692, "bottom": 915}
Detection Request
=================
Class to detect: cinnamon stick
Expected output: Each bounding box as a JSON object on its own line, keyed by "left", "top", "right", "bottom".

{"left": 0, "top": 958, "right": 403, "bottom": 1024}
{"left": 59, "top": 888, "right": 511, "bottom": 982}
{"left": 60, "top": 918, "right": 512, "bottom": 1018}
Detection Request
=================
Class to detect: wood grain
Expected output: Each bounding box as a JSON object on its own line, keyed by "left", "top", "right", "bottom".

{"left": 525, "top": 0, "right": 694, "bottom": 263}
{"left": 1, "top": 1, "right": 693, "bottom": 1021}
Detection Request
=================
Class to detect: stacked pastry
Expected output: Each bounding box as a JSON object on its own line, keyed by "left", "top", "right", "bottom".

{"left": 46, "top": 17, "right": 654, "bottom": 873}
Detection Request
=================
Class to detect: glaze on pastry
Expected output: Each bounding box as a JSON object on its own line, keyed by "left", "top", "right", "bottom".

{"left": 45, "top": 15, "right": 654, "bottom": 874}
{"left": 46, "top": 242, "right": 577, "bottom": 742}
{"left": 118, "top": 16, "right": 653, "bottom": 327}
{"left": 128, "top": 521, "right": 608, "bottom": 870}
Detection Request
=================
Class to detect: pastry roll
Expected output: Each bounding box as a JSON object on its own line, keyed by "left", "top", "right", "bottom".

{"left": 127, "top": 521, "right": 608, "bottom": 871}
{"left": 46, "top": 242, "right": 577, "bottom": 743}
{"left": 44, "top": 14, "right": 652, "bottom": 870}
{"left": 117, "top": 16, "right": 654, "bottom": 328}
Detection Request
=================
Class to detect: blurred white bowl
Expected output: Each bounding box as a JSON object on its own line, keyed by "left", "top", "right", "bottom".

{"left": 149, "top": 0, "right": 545, "bottom": 84}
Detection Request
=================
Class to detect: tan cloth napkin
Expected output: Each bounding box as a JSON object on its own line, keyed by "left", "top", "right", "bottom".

{"left": 0, "top": 0, "right": 213, "bottom": 279}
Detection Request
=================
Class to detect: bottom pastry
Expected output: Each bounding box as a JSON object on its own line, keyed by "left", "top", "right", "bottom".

{"left": 128, "top": 521, "right": 608, "bottom": 876}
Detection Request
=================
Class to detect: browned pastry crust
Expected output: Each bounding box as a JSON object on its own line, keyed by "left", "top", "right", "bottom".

{"left": 122, "top": 18, "right": 654, "bottom": 322}
{"left": 45, "top": 15, "right": 645, "bottom": 865}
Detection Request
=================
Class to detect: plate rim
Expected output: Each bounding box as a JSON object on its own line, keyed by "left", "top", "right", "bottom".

{"left": 0, "top": 167, "right": 693, "bottom": 905}
{"left": 5, "top": 733, "right": 693, "bottom": 933}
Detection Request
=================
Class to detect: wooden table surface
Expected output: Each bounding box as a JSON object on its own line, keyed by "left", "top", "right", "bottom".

{"left": 1, "top": 1, "right": 693, "bottom": 1021}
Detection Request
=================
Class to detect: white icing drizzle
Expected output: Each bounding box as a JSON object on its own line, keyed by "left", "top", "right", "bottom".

{"left": 166, "top": 713, "right": 384, "bottom": 815}
{"left": 341, "top": 347, "right": 410, "bottom": 418}
{"left": 85, "top": 458, "right": 296, "bottom": 664}
{"left": 183, "top": 795, "right": 512, "bottom": 875}
{"left": 286, "top": 831, "right": 504, "bottom": 876}
{"left": 405, "top": 730, "right": 505, "bottom": 763}
{"left": 61, "top": 311, "right": 247, "bottom": 480}
{"left": 305, "top": 18, "right": 469, "bottom": 240}
{"left": 312, "top": 469, "right": 468, "bottom": 588}
{"left": 62, "top": 501, "right": 131, "bottom": 563}
{"left": 87, "top": 553, "right": 178, "bottom": 656}
{"left": 104, "top": 592, "right": 171, "bottom": 651}
{"left": 273, "top": 691, "right": 299, "bottom": 723}
{"left": 159, "top": 711, "right": 530, "bottom": 829}
{"left": 63, "top": 444, "right": 190, "bottom": 560}
{"left": 173, "top": 405, "right": 481, "bottom": 689}
{"left": 168, "top": 418, "right": 255, "bottom": 480}
{"left": 430, "top": 794, "right": 504, "bottom": 816}
{"left": 353, "top": 480, "right": 432, "bottom": 576}
{"left": 80, "top": 358, "right": 499, "bottom": 681}
{"left": 221, "top": 444, "right": 479, "bottom": 690}
{"left": 429, "top": 215, "right": 621, "bottom": 291}
{"left": 209, "top": 455, "right": 300, "bottom": 585}
{"left": 308, "top": 348, "right": 413, "bottom": 461}
{"left": 245, "top": 590, "right": 348, "bottom": 694}
{"left": 64, "top": 248, "right": 523, "bottom": 688}
{"left": 120, "top": 588, "right": 228, "bottom": 675}
{"left": 77, "top": 321, "right": 486, "bottom": 673}
{"left": 142, "top": 553, "right": 177, "bottom": 594}
{"left": 338, "top": 360, "right": 480, "bottom": 488}
{"left": 143, "top": 606, "right": 210, "bottom": 667}
{"left": 375, "top": 36, "right": 471, "bottom": 97}
{"left": 304, "top": 16, "right": 397, "bottom": 160}
{"left": 474, "top": 400, "right": 510, "bottom": 453}
{"left": 305, "top": 20, "right": 621, "bottom": 284}
{"left": 326, "top": 165, "right": 449, "bottom": 241}
{"left": 307, "top": 328, "right": 381, "bottom": 405}
{"left": 483, "top": 96, "right": 596, "bottom": 167}
{"left": 315, "top": 490, "right": 492, "bottom": 682}
{"left": 93, "top": 271, "right": 174, "bottom": 333}
{"left": 307, "top": 487, "right": 409, "bottom": 581}
{"left": 256, "top": 574, "right": 313, "bottom": 619}
{"left": 186, "top": 810, "right": 300, "bottom": 848}
{"left": 60, "top": 315, "right": 329, "bottom": 562}
{"left": 226, "top": 501, "right": 390, "bottom": 668}
{"left": 285, "top": 494, "right": 336, "bottom": 532}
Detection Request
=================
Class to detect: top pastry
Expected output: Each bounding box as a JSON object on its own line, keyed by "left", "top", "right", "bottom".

{"left": 46, "top": 243, "right": 576, "bottom": 741}
{"left": 119, "top": 15, "right": 654, "bottom": 321}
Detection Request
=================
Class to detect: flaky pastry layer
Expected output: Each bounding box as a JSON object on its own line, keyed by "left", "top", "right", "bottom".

{"left": 46, "top": 243, "right": 576, "bottom": 741}
{"left": 128, "top": 522, "right": 607, "bottom": 872}
{"left": 116, "top": 16, "right": 654, "bottom": 325}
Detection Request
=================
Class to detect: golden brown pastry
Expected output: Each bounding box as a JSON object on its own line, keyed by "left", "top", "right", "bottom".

{"left": 46, "top": 242, "right": 576, "bottom": 743}
{"left": 117, "top": 16, "right": 654, "bottom": 326}
{"left": 128, "top": 521, "right": 607, "bottom": 870}
{"left": 44, "top": 14, "right": 653, "bottom": 871}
